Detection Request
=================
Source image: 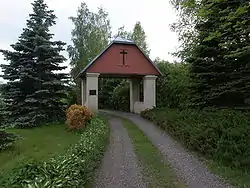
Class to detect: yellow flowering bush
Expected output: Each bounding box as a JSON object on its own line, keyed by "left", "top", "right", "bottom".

{"left": 66, "top": 104, "right": 93, "bottom": 131}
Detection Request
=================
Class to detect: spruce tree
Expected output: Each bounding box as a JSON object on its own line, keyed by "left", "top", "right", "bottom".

{"left": 176, "top": 0, "right": 250, "bottom": 108}
{"left": 0, "top": 0, "right": 68, "bottom": 127}
{"left": 217, "top": 0, "right": 250, "bottom": 108}
{"left": 0, "top": 82, "right": 5, "bottom": 126}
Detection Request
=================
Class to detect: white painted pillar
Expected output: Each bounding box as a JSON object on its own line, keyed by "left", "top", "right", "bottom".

{"left": 81, "top": 78, "right": 86, "bottom": 106}
{"left": 143, "top": 75, "right": 157, "bottom": 110}
{"left": 129, "top": 79, "right": 134, "bottom": 112}
{"left": 85, "top": 73, "right": 100, "bottom": 112}
{"left": 129, "top": 79, "right": 140, "bottom": 112}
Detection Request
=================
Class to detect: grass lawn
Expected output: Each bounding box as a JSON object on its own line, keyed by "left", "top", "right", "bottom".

{"left": 206, "top": 160, "right": 250, "bottom": 188}
{"left": 0, "top": 123, "right": 81, "bottom": 177}
{"left": 122, "top": 118, "right": 186, "bottom": 188}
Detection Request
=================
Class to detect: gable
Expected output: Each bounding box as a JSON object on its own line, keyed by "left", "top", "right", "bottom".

{"left": 85, "top": 43, "right": 160, "bottom": 76}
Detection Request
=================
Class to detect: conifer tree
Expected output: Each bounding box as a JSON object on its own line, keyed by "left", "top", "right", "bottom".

{"left": 173, "top": 0, "right": 250, "bottom": 108}
{"left": 0, "top": 0, "right": 68, "bottom": 127}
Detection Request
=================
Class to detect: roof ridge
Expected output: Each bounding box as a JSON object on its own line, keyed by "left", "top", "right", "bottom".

{"left": 113, "top": 37, "right": 135, "bottom": 44}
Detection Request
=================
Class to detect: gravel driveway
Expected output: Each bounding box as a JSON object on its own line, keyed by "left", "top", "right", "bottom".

{"left": 103, "top": 110, "right": 233, "bottom": 188}
{"left": 92, "top": 117, "right": 147, "bottom": 188}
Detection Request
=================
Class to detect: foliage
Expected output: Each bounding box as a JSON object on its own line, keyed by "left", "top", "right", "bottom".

{"left": 172, "top": 0, "right": 250, "bottom": 108}
{"left": 131, "top": 21, "right": 150, "bottom": 56}
{"left": 0, "top": 0, "right": 68, "bottom": 128}
{"left": 65, "top": 81, "right": 78, "bottom": 107}
{"left": 141, "top": 108, "right": 250, "bottom": 169}
{"left": 0, "top": 131, "right": 19, "bottom": 151}
{"left": 110, "top": 81, "right": 130, "bottom": 111}
{"left": 1, "top": 117, "right": 109, "bottom": 188}
{"left": 67, "top": 2, "right": 111, "bottom": 103}
{"left": 0, "top": 83, "right": 6, "bottom": 126}
{"left": 206, "top": 159, "right": 250, "bottom": 188}
{"left": 113, "top": 26, "right": 132, "bottom": 39}
{"left": 0, "top": 123, "right": 81, "bottom": 178}
{"left": 170, "top": 0, "right": 200, "bottom": 60}
{"left": 68, "top": 2, "right": 111, "bottom": 70}
{"left": 99, "top": 78, "right": 122, "bottom": 109}
{"left": 66, "top": 104, "right": 93, "bottom": 131}
{"left": 113, "top": 22, "right": 150, "bottom": 56}
{"left": 156, "top": 59, "right": 190, "bottom": 108}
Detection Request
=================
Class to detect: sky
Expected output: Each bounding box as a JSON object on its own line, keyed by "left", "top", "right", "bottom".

{"left": 0, "top": 0, "right": 179, "bottom": 82}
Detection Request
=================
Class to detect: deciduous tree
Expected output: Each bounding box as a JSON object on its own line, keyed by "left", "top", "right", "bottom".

{"left": 131, "top": 21, "right": 150, "bottom": 56}
{"left": 68, "top": 2, "right": 111, "bottom": 102}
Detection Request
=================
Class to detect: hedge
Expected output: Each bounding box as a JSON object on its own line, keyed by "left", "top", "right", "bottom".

{"left": 1, "top": 116, "right": 109, "bottom": 188}
{"left": 141, "top": 108, "right": 250, "bottom": 169}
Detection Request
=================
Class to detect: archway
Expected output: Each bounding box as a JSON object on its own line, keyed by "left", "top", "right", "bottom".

{"left": 77, "top": 37, "right": 161, "bottom": 113}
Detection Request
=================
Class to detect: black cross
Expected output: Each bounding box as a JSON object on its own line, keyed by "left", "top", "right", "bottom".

{"left": 120, "top": 49, "right": 128, "bottom": 65}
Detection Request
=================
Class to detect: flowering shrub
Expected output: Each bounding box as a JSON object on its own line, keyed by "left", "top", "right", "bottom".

{"left": 1, "top": 117, "right": 109, "bottom": 187}
{"left": 66, "top": 104, "right": 93, "bottom": 131}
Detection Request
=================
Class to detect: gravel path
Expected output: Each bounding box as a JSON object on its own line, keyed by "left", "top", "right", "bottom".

{"left": 102, "top": 110, "right": 233, "bottom": 188}
{"left": 93, "top": 117, "right": 147, "bottom": 188}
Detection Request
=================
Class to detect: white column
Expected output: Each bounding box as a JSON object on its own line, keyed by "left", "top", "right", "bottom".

{"left": 129, "top": 79, "right": 140, "bottom": 112}
{"left": 143, "top": 75, "right": 157, "bottom": 110}
{"left": 81, "top": 78, "right": 86, "bottom": 106}
{"left": 129, "top": 79, "right": 134, "bottom": 112}
{"left": 85, "top": 73, "right": 100, "bottom": 112}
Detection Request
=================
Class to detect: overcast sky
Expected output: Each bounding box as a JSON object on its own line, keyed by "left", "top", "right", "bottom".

{"left": 0, "top": 0, "right": 179, "bottom": 82}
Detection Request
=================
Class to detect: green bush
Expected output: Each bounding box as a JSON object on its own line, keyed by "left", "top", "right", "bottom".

{"left": 110, "top": 81, "right": 130, "bottom": 112}
{"left": 156, "top": 60, "right": 191, "bottom": 108}
{"left": 99, "top": 78, "right": 123, "bottom": 109}
{"left": 0, "top": 109, "right": 6, "bottom": 127}
{"left": 0, "top": 92, "right": 6, "bottom": 127}
{"left": 141, "top": 108, "right": 250, "bottom": 169}
{"left": 1, "top": 116, "right": 109, "bottom": 188}
{"left": 0, "top": 131, "right": 19, "bottom": 151}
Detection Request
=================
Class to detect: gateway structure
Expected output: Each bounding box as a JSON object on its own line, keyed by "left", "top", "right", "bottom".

{"left": 77, "top": 37, "right": 161, "bottom": 113}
